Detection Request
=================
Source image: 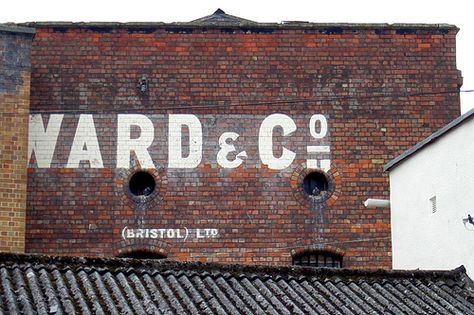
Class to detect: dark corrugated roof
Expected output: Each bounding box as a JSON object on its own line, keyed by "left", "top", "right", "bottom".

{"left": 384, "top": 107, "right": 474, "bottom": 172}
{"left": 1, "top": 253, "right": 473, "bottom": 314}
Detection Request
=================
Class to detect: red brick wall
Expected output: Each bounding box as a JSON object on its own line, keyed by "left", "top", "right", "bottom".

{"left": 0, "top": 26, "right": 34, "bottom": 253}
{"left": 26, "top": 24, "right": 461, "bottom": 268}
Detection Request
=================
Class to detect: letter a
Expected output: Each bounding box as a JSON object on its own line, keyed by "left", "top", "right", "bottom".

{"left": 67, "top": 114, "right": 104, "bottom": 168}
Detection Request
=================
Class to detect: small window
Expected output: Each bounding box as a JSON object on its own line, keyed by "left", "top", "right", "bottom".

{"left": 293, "top": 251, "right": 343, "bottom": 268}
{"left": 129, "top": 171, "right": 156, "bottom": 197}
{"left": 118, "top": 250, "right": 166, "bottom": 260}
{"left": 303, "top": 171, "right": 329, "bottom": 196}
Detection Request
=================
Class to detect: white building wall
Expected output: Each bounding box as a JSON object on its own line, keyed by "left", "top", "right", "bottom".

{"left": 390, "top": 118, "right": 474, "bottom": 277}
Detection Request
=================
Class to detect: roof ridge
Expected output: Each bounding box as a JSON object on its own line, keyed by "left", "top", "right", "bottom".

{"left": 189, "top": 8, "right": 257, "bottom": 25}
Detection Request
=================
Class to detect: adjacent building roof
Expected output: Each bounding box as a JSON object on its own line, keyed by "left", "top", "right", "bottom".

{"left": 384, "top": 107, "right": 474, "bottom": 172}
{"left": 0, "top": 24, "right": 35, "bottom": 35}
{"left": 0, "top": 253, "right": 473, "bottom": 314}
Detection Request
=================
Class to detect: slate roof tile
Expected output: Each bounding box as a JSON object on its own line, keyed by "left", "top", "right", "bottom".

{"left": 0, "top": 253, "right": 473, "bottom": 314}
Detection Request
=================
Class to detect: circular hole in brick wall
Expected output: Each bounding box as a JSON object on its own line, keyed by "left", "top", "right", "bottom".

{"left": 291, "top": 164, "right": 339, "bottom": 207}
{"left": 129, "top": 171, "right": 156, "bottom": 197}
{"left": 303, "top": 171, "right": 329, "bottom": 196}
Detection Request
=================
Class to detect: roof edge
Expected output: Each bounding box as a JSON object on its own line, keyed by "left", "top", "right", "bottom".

{"left": 384, "top": 107, "right": 474, "bottom": 172}
{"left": 15, "top": 21, "right": 458, "bottom": 32}
{"left": 0, "top": 252, "right": 468, "bottom": 282}
{"left": 0, "top": 23, "right": 35, "bottom": 35}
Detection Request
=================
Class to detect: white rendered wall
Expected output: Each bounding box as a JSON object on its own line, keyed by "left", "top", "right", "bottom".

{"left": 390, "top": 118, "right": 474, "bottom": 277}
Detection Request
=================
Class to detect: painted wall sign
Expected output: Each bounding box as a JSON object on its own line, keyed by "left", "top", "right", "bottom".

{"left": 121, "top": 227, "right": 219, "bottom": 241}
{"left": 28, "top": 113, "right": 331, "bottom": 171}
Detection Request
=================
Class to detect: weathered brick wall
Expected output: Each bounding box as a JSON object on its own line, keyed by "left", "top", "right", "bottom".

{"left": 0, "top": 25, "right": 34, "bottom": 253}
{"left": 25, "top": 23, "right": 461, "bottom": 268}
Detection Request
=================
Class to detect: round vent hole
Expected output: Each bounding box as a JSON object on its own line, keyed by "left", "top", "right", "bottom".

{"left": 129, "top": 171, "right": 155, "bottom": 196}
{"left": 303, "top": 171, "right": 328, "bottom": 196}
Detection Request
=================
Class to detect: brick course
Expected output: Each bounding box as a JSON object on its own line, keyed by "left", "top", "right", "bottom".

{"left": 24, "top": 22, "right": 461, "bottom": 268}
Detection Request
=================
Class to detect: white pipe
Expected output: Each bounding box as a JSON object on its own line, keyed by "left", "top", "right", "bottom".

{"left": 363, "top": 199, "right": 390, "bottom": 208}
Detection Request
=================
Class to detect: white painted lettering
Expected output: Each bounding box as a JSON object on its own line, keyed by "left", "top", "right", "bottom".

{"left": 217, "top": 132, "right": 247, "bottom": 168}
{"left": 123, "top": 227, "right": 218, "bottom": 240}
{"left": 136, "top": 229, "right": 144, "bottom": 238}
{"left": 168, "top": 114, "right": 202, "bottom": 168}
{"left": 67, "top": 114, "right": 104, "bottom": 168}
{"left": 319, "top": 159, "right": 331, "bottom": 172}
{"left": 307, "top": 145, "right": 330, "bottom": 153}
{"left": 309, "top": 114, "right": 328, "bottom": 139}
{"left": 126, "top": 229, "right": 135, "bottom": 238}
{"left": 307, "top": 115, "right": 330, "bottom": 171}
{"left": 30, "top": 113, "right": 331, "bottom": 171}
{"left": 196, "top": 229, "right": 204, "bottom": 238}
{"left": 116, "top": 114, "right": 155, "bottom": 168}
{"left": 166, "top": 229, "right": 175, "bottom": 238}
{"left": 28, "top": 114, "right": 64, "bottom": 168}
{"left": 258, "top": 113, "right": 296, "bottom": 170}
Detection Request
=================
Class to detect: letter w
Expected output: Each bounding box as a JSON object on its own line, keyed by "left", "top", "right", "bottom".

{"left": 28, "top": 114, "right": 64, "bottom": 168}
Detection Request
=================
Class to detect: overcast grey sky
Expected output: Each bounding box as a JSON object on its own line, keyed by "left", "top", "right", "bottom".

{"left": 2, "top": 0, "right": 473, "bottom": 113}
